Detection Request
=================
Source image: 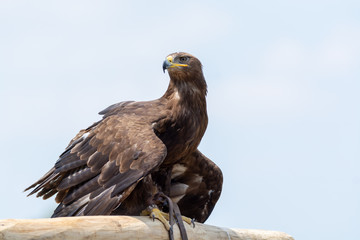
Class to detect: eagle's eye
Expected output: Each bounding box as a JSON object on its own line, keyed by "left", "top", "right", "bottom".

{"left": 179, "top": 56, "right": 189, "bottom": 63}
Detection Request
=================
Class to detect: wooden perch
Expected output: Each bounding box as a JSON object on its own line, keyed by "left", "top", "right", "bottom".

{"left": 0, "top": 216, "right": 294, "bottom": 240}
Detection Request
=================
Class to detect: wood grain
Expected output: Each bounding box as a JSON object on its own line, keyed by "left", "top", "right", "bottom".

{"left": 0, "top": 216, "right": 294, "bottom": 240}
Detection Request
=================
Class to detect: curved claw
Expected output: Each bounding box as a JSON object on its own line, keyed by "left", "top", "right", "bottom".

{"left": 191, "top": 218, "right": 195, "bottom": 228}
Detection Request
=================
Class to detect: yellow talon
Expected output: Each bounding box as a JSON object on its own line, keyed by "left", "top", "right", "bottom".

{"left": 141, "top": 207, "right": 194, "bottom": 228}
{"left": 141, "top": 207, "right": 172, "bottom": 231}
{"left": 181, "top": 216, "right": 195, "bottom": 227}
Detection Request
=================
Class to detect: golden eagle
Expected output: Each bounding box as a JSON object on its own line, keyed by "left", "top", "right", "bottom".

{"left": 25, "top": 52, "right": 223, "bottom": 238}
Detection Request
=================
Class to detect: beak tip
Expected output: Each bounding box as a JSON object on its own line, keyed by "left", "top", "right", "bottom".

{"left": 162, "top": 61, "right": 168, "bottom": 73}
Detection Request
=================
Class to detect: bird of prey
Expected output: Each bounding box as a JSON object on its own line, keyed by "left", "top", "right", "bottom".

{"left": 25, "top": 52, "right": 223, "bottom": 239}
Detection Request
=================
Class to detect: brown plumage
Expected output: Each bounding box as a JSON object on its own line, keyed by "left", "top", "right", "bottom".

{"left": 25, "top": 52, "right": 223, "bottom": 223}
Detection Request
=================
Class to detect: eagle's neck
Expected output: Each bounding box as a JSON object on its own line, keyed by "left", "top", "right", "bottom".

{"left": 157, "top": 73, "right": 208, "bottom": 164}
{"left": 162, "top": 75, "right": 207, "bottom": 119}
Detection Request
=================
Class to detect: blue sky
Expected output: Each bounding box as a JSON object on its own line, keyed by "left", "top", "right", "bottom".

{"left": 1, "top": 1, "right": 359, "bottom": 239}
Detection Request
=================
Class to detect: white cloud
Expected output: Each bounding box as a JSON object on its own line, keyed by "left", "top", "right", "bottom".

{"left": 210, "top": 75, "right": 306, "bottom": 116}
{"left": 316, "top": 24, "right": 360, "bottom": 73}
{"left": 262, "top": 38, "right": 306, "bottom": 74}
{"left": 209, "top": 24, "right": 360, "bottom": 125}
{"left": 261, "top": 24, "right": 360, "bottom": 77}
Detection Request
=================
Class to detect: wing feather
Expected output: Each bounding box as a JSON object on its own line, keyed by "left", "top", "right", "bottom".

{"left": 25, "top": 103, "right": 167, "bottom": 217}
{"left": 57, "top": 167, "right": 98, "bottom": 191}
{"left": 170, "top": 150, "right": 223, "bottom": 223}
{"left": 54, "top": 159, "right": 87, "bottom": 174}
{"left": 62, "top": 176, "right": 99, "bottom": 204}
{"left": 88, "top": 151, "right": 108, "bottom": 172}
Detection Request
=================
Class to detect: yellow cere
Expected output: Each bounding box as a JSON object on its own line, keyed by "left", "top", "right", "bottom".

{"left": 166, "top": 56, "right": 173, "bottom": 63}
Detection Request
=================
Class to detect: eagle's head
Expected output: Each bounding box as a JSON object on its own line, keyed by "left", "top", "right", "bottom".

{"left": 162, "top": 52, "right": 203, "bottom": 80}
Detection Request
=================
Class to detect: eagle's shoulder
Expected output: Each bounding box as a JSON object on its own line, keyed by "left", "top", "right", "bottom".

{"left": 98, "top": 101, "right": 134, "bottom": 117}
{"left": 98, "top": 99, "right": 165, "bottom": 118}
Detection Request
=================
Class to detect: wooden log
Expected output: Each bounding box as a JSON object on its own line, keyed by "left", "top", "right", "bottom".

{"left": 0, "top": 216, "right": 294, "bottom": 240}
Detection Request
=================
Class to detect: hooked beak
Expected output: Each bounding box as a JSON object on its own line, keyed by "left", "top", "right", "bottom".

{"left": 162, "top": 59, "right": 171, "bottom": 73}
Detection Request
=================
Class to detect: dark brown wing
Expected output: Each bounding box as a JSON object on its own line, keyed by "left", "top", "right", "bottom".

{"left": 169, "top": 150, "right": 223, "bottom": 223}
{"left": 25, "top": 106, "right": 167, "bottom": 217}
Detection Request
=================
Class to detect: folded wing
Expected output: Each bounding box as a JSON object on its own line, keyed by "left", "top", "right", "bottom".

{"left": 169, "top": 150, "right": 223, "bottom": 223}
{"left": 26, "top": 112, "right": 167, "bottom": 217}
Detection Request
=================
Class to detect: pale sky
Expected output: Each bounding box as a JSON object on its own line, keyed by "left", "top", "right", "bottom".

{"left": 1, "top": 1, "right": 360, "bottom": 239}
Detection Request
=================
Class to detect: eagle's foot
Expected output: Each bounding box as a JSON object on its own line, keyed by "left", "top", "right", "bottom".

{"left": 181, "top": 216, "right": 195, "bottom": 228}
{"left": 141, "top": 205, "right": 172, "bottom": 231}
{"left": 149, "top": 192, "right": 189, "bottom": 240}
{"left": 152, "top": 209, "right": 194, "bottom": 228}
